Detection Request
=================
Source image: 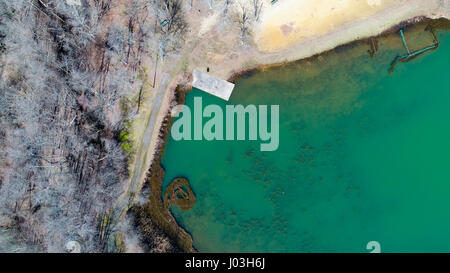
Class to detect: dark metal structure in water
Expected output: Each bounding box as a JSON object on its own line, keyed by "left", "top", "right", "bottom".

{"left": 389, "top": 26, "right": 439, "bottom": 73}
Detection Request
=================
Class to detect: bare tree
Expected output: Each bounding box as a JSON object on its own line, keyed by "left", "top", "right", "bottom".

{"left": 252, "top": 0, "right": 263, "bottom": 21}
{"left": 223, "top": 0, "right": 233, "bottom": 15}
{"left": 237, "top": 3, "right": 250, "bottom": 44}
{"left": 160, "top": 0, "right": 186, "bottom": 36}
{"left": 154, "top": 0, "right": 187, "bottom": 60}
{"left": 207, "top": 0, "right": 216, "bottom": 9}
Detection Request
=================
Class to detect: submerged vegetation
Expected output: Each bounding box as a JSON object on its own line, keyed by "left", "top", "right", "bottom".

{"left": 133, "top": 104, "right": 196, "bottom": 253}
{"left": 164, "top": 177, "right": 196, "bottom": 211}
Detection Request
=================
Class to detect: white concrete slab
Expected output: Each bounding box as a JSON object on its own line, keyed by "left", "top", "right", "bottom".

{"left": 192, "top": 69, "right": 235, "bottom": 101}
{"left": 66, "top": 0, "right": 81, "bottom": 6}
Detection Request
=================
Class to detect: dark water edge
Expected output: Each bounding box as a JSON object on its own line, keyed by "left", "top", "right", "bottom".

{"left": 138, "top": 18, "right": 450, "bottom": 253}
{"left": 226, "top": 17, "right": 445, "bottom": 83}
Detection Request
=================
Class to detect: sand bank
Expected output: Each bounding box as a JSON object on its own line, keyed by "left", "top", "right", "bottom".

{"left": 255, "top": 0, "right": 428, "bottom": 52}
{"left": 186, "top": 0, "right": 449, "bottom": 81}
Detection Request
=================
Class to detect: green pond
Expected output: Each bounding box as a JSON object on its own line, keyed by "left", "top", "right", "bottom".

{"left": 161, "top": 23, "right": 450, "bottom": 252}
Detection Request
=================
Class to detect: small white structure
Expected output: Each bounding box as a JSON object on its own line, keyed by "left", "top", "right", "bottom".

{"left": 192, "top": 69, "right": 235, "bottom": 101}
{"left": 65, "top": 241, "right": 81, "bottom": 253}
{"left": 66, "top": 0, "right": 81, "bottom": 6}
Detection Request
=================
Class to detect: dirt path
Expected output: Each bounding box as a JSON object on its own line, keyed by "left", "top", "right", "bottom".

{"left": 113, "top": 73, "right": 170, "bottom": 221}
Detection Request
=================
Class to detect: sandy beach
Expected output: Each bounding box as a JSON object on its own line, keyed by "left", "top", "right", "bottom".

{"left": 255, "top": 0, "right": 415, "bottom": 52}
{"left": 193, "top": 0, "right": 449, "bottom": 80}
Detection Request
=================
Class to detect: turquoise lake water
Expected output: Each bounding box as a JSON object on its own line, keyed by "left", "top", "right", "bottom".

{"left": 161, "top": 25, "right": 450, "bottom": 252}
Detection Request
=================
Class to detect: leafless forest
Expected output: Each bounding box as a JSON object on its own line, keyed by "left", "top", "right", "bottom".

{"left": 0, "top": 0, "right": 188, "bottom": 252}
